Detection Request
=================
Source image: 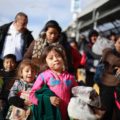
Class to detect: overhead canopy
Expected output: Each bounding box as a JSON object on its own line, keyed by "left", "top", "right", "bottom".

{"left": 78, "top": 0, "right": 120, "bottom": 33}
{"left": 66, "top": 0, "right": 120, "bottom": 37}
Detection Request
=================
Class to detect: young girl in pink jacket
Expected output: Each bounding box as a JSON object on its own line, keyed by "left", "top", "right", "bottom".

{"left": 30, "top": 45, "right": 78, "bottom": 120}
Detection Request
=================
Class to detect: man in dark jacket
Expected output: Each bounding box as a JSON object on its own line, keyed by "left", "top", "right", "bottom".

{"left": 0, "top": 12, "right": 34, "bottom": 69}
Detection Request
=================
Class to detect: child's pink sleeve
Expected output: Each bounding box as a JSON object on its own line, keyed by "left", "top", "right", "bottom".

{"left": 29, "top": 74, "right": 44, "bottom": 105}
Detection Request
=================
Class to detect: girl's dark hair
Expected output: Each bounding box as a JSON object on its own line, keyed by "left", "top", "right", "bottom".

{"left": 40, "top": 45, "right": 67, "bottom": 72}
{"left": 17, "top": 59, "right": 37, "bottom": 79}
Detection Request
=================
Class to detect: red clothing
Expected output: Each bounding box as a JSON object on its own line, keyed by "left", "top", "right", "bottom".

{"left": 71, "top": 47, "right": 86, "bottom": 69}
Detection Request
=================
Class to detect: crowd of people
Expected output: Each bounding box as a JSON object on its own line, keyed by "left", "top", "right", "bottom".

{"left": 0, "top": 11, "right": 120, "bottom": 120}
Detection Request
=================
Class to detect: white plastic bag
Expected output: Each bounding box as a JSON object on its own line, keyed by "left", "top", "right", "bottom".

{"left": 92, "top": 36, "right": 114, "bottom": 55}
{"left": 68, "top": 86, "right": 102, "bottom": 120}
{"left": 68, "top": 97, "right": 97, "bottom": 120}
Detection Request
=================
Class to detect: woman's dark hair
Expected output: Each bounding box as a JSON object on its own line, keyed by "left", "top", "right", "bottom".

{"left": 40, "top": 45, "right": 67, "bottom": 72}
{"left": 41, "top": 20, "right": 62, "bottom": 34}
{"left": 115, "top": 36, "right": 120, "bottom": 43}
{"left": 88, "top": 29, "right": 99, "bottom": 40}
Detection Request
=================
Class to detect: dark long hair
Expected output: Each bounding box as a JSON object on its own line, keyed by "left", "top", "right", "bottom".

{"left": 40, "top": 45, "right": 67, "bottom": 72}
{"left": 39, "top": 20, "right": 62, "bottom": 38}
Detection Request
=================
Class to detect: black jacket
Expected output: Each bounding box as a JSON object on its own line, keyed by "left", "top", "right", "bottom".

{"left": 0, "top": 22, "right": 34, "bottom": 57}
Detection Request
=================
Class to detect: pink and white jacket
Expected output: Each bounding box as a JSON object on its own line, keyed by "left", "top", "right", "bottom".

{"left": 30, "top": 69, "right": 78, "bottom": 120}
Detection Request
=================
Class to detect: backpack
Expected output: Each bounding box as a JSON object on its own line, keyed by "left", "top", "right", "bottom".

{"left": 93, "top": 59, "right": 105, "bottom": 84}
